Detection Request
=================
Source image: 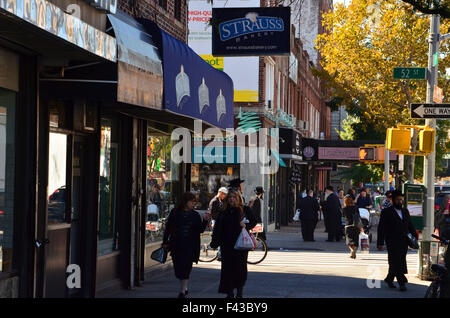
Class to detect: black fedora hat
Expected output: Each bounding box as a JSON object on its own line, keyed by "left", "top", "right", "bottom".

{"left": 255, "top": 186, "right": 265, "bottom": 194}
{"left": 228, "top": 178, "right": 245, "bottom": 188}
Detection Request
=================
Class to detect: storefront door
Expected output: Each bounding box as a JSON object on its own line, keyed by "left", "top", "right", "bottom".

{"left": 43, "top": 132, "right": 90, "bottom": 297}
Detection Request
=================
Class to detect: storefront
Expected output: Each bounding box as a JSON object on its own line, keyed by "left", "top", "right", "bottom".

{"left": 278, "top": 127, "right": 303, "bottom": 226}
{"left": 0, "top": 0, "right": 234, "bottom": 297}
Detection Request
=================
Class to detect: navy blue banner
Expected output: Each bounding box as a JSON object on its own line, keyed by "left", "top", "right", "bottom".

{"left": 140, "top": 20, "right": 235, "bottom": 130}
{"left": 212, "top": 7, "right": 291, "bottom": 56}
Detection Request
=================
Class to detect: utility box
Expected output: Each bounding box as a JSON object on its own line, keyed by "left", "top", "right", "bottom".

{"left": 402, "top": 182, "right": 426, "bottom": 231}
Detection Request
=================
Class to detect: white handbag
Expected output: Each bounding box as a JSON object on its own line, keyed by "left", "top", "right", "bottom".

{"left": 293, "top": 209, "right": 301, "bottom": 222}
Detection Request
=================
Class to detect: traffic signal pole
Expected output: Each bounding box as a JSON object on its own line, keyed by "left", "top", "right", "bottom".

{"left": 422, "top": 14, "right": 439, "bottom": 242}
{"left": 384, "top": 142, "right": 389, "bottom": 193}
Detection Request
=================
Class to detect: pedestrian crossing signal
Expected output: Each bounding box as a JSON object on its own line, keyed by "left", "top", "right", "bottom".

{"left": 359, "top": 147, "right": 375, "bottom": 161}
{"left": 419, "top": 129, "right": 434, "bottom": 153}
{"left": 386, "top": 128, "right": 411, "bottom": 152}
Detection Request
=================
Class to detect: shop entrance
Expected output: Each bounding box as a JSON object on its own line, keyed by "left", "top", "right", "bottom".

{"left": 44, "top": 132, "right": 90, "bottom": 297}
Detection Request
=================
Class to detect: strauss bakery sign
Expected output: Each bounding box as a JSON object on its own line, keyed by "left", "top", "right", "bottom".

{"left": 85, "top": 0, "right": 117, "bottom": 14}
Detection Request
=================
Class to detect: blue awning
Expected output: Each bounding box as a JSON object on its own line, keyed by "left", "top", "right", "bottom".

{"left": 139, "top": 20, "right": 234, "bottom": 130}
{"left": 107, "top": 12, "right": 163, "bottom": 109}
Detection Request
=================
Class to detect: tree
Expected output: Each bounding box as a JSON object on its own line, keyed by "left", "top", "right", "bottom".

{"left": 400, "top": 0, "right": 450, "bottom": 19}
{"left": 316, "top": 0, "right": 450, "bottom": 181}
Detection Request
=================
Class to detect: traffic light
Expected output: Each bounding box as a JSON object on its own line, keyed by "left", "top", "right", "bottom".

{"left": 359, "top": 147, "right": 375, "bottom": 161}
{"left": 386, "top": 128, "right": 411, "bottom": 152}
{"left": 419, "top": 129, "right": 435, "bottom": 153}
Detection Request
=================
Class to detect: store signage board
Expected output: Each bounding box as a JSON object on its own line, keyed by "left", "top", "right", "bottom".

{"left": 410, "top": 103, "right": 450, "bottom": 119}
{"left": 0, "top": 0, "right": 117, "bottom": 61}
{"left": 211, "top": 7, "right": 291, "bottom": 56}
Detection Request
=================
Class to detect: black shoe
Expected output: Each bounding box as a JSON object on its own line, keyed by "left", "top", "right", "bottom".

{"left": 185, "top": 290, "right": 188, "bottom": 296}
{"left": 399, "top": 285, "right": 407, "bottom": 292}
{"left": 384, "top": 279, "right": 396, "bottom": 289}
{"left": 177, "top": 292, "right": 186, "bottom": 298}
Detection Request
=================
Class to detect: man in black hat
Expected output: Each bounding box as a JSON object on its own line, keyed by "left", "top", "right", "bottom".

{"left": 297, "top": 190, "right": 320, "bottom": 241}
{"left": 323, "top": 186, "right": 343, "bottom": 242}
{"left": 249, "top": 187, "right": 266, "bottom": 241}
{"left": 228, "top": 178, "right": 245, "bottom": 203}
{"left": 377, "top": 190, "right": 417, "bottom": 291}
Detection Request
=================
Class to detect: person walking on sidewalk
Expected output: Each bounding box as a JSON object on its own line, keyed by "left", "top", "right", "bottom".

{"left": 377, "top": 190, "right": 417, "bottom": 292}
{"left": 162, "top": 192, "right": 210, "bottom": 298}
{"left": 209, "top": 187, "right": 228, "bottom": 221}
{"left": 210, "top": 190, "right": 257, "bottom": 298}
{"left": 342, "top": 195, "right": 363, "bottom": 259}
{"left": 323, "top": 186, "right": 343, "bottom": 242}
{"left": 297, "top": 190, "right": 320, "bottom": 242}
{"left": 249, "top": 186, "right": 266, "bottom": 241}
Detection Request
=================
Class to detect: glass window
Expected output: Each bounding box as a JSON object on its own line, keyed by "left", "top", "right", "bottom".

{"left": 190, "top": 164, "right": 239, "bottom": 211}
{"left": 47, "top": 133, "right": 68, "bottom": 224}
{"left": 159, "top": 0, "right": 167, "bottom": 10}
{"left": 98, "top": 118, "right": 119, "bottom": 256}
{"left": 0, "top": 87, "right": 16, "bottom": 272}
{"left": 145, "top": 133, "right": 178, "bottom": 245}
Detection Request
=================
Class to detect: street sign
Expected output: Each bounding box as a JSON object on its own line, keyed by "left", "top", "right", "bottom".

{"left": 393, "top": 67, "right": 426, "bottom": 80}
{"left": 433, "top": 53, "right": 439, "bottom": 67}
{"left": 410, "top": 103, "right": 450, "bottom": 118}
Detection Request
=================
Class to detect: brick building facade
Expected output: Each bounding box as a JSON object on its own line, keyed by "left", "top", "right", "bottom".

{"left": 119, "top": 0, "right": 187, "bottom": 42}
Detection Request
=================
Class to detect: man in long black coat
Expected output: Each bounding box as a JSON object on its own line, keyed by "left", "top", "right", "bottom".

{"left": 323, "top": 186, "right": 342, "bottom": 242}
{"left": 377, "top": 190, "right": 417, "bottom": 291}
{"left": 297, "top": 190, "right": 320, "bottom": 241}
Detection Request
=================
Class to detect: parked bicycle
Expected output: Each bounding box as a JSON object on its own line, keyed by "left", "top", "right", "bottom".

{"left": 199, "top": 223, "right": 268, "bottom": 265}
{"left": 424, "top": 234, "right": 450, "bottom": 298}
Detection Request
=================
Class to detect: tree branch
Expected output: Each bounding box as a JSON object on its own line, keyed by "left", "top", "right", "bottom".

{"left": 401, "top": 0, "right": 450, "bottom": 19}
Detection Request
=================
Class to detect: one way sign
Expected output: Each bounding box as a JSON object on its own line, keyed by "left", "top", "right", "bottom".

{"left": 410, "top": 103, "right": 450, "bottom": 119}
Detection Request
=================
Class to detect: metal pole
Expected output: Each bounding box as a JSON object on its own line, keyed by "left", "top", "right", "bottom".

{"left": 422, "top": 14, "right": 439, "bottom": 242}
{"left": 384, "top": 142, "right": 389, "bottom": 193}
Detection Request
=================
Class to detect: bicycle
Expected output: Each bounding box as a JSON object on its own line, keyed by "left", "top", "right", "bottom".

{"left": 198, "top": 223, "right": 268, "bottom": 265}
{"left": 424, "top": 234, "right": 450, "bottom": 298}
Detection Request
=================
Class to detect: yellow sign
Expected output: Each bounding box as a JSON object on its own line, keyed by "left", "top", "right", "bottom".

{"left": 200, "top": 55, "right": 224, "bottom": 71}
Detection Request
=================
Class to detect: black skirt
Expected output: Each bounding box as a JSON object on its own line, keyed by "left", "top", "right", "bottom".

{"left": 171, "top": 250, "right": 194, "bottom": 280}
{"left": 345, "top": 225, "right": 360, "bottom": 246}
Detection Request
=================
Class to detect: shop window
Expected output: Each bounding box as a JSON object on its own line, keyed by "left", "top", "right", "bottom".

{"left": 0, "top": 87, "right": 16, "bottom": 272}
{"left": 98, "top": 118, "right": 119, "bottom": 256}
{"left": 47, "top": 133, "right": 68, "bottom": 224}
{"left": 190, "top": 163, "right": 239, "bottom": 211}
{"left": 145, "top": 133, "right": 178, "bottom": 245}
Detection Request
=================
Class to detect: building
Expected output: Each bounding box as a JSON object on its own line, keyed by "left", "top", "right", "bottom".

{"left": 0, "top": 0, "right": 233, "bottom": 298}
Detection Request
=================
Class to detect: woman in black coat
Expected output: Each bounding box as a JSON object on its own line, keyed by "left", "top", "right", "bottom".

{"left": 210, "top": 190, "right": 257, "bottom": 298}
{"left": 162, "top": 192, "right": 210, "bottom": 298}
{"left": 342, "top": 195, "right": 363, "bottom": 259}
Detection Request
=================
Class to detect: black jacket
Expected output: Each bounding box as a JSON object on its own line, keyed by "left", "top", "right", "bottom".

{"left": 297, "top": 196, "right": 320, "bottom": 221}
{"left": 250, "top": 195, "right": 262, "bottom": 223}
{"left": 377, "top": 206, "right": 417, "bottom": 247}
{"left": 162, "top": 209, "right": 208, "bottom": 263}
{"left": 323, "top": 193, "right": 342, "bottom": 229}
{"left": 209, "top": 195, "right": 225, "bottom": 220}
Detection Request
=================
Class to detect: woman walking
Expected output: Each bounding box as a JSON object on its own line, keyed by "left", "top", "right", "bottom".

{"left": 210, "top": 190, "right": 257, "bottom": 298}
{"left": 162, "top": 192, "right": 210, "bottom": 298}
{"left": 342, "top": 195, "right": 363, "bottom": 259}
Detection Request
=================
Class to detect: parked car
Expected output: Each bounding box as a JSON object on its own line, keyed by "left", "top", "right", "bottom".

{"left": 48, "top": 186, "right": 66, "bottom": 223}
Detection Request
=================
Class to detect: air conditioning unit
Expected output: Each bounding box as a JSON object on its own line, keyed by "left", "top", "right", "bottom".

{"left": 298, "top": 120, "right": 308, "bottom": 131}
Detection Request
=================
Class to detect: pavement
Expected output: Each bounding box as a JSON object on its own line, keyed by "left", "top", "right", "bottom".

{"left": 99, "top": 219, "right": 431, "bottom": 298}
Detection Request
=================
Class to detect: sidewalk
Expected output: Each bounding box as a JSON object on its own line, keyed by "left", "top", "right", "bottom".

{"left": 266, "top": 219, "right": 377, "bottom": 252}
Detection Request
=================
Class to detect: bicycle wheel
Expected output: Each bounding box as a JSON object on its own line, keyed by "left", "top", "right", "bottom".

{"left": 247, "top": 237, "right": 268, "bottom": 265}
{"left": 198, "top": 232, "right": 218, "bottom": 262}
{"left": 424, "top": 282, "right": 439, "bottom": 298}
